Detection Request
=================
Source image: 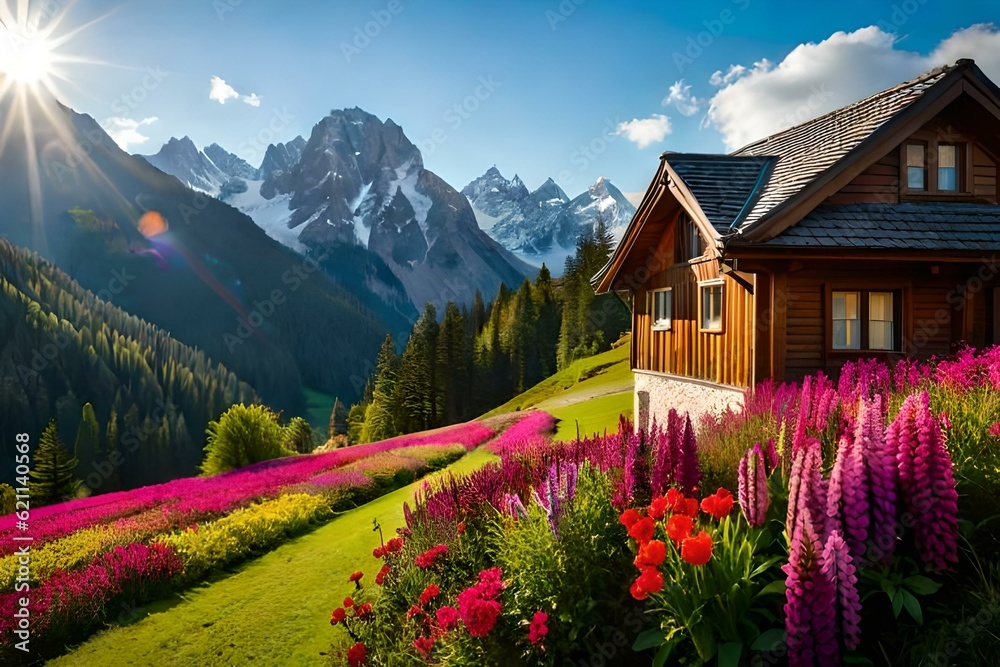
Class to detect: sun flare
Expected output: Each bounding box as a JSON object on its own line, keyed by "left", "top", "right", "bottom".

{"left": 0, "top": 31, "right": 55, "bottom": 84}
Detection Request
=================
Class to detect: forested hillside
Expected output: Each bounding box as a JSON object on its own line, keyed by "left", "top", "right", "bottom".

{"left": 0, "top": 239, "right": 258, "bottom": 489}
{"left": 349, "top": 217, "right": 630, "bottom": 442}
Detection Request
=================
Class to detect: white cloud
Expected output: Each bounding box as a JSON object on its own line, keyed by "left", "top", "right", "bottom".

{"left": 209, "top": 75, "right": 240, "bottom": 104}
{"left": 703, "top": 24, "right": 1000, "bottom": 151}
{"left": 102, "top": 116, "right": 159, "bottom": 152}
{"left": 662, "top": 80, "right": 701, "bottom": 117}
{"left": 614, "top": 114, "right": 672, "bottom": 149}
{"left": 709, "top": 64, "right": 749, "bottom": 87}
{"left": 241, "top": 92, "right": 262, "bottom": 107}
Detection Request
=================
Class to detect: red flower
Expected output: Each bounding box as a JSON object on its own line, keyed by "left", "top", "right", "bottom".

{"left": 627, "top": 516, "right": 656, "bottom": 545}
{"left": 384, "top": 537, "right": 404, "bottom": 554}
{"left": 619, "top": 508, "right": 641, "bottom": 529}
{"left": 343, "top": 596, "right": 354, "bottom": 608}
{"left": 648, "top": 495, "right": 668, "bottom": 520}
{"left": 665, "top": 514, "right": 693, "bottom": 546}
{"left": 346, "top": 641, "right": 367, "bottom": 667}
{"left": 637, "top": 567, "right": 664, "bottom": 594}
{"left": 457, "top": 568, "right": 506, "bottom": 637}
{"left": 330, "top": 607, "right": 346, "bottom": 625}
{"left": 354, "top": 602, "right": 373, "bottom": 621}
{"left": 407, "top": 604, "right": 425, "bottom": 621}
{"left": 415, "top": 544, "right": 449, "bottom": 569}
{"left": 665, "top": 488, "right": 699, "bottom": 517}
{"left": 348, "top": 570, "right": 364, "bottom": 584}
{"left": 375, "top": 563, "right": 390, "bottom": 585}
{"left": 413, "top": 636, "right": 435, "bottom": 658}
{"left": 528, "top": 611, "right": 549, "bottom": 644}
{"left": 634, "top": 539, "right": 667, "bottom": 568}
{"left": 681, "top": 530, "right": 713, "bottom": 566}
{"left": 372, "top": 545, "right": 385, "bottom": 558}
{"left": 419, "top": 583, "right": 441, "bottom": 606}
{"left": 457, "top": 521, "right": 466, "bottom": 534}
{"left": 436, "top": 605, "right": 460, "bottom": 630}
{"left": 629, "top": 579, "right": 648, "bottom": 600}
{"left": 700, "top": 488, "right": 734, "bottom": 520}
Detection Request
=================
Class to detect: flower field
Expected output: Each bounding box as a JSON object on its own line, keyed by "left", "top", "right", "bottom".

{"left": 0, "top": 420, "right": 497, "bottom": 662}
{"left": 329, "top": 347, "right": 1000, "bottom": 666}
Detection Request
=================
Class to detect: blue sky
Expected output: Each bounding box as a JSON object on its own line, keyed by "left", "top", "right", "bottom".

{"left": 13, "top": 0, "right": 1000, "bottom": 196}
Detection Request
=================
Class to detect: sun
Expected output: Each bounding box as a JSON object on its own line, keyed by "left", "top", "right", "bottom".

{"left": 0, "top": 30, "right": 55, "bottom": 84}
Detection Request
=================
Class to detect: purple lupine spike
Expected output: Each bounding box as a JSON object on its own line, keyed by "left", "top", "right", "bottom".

{"left": 792, "top": 376, "right": 812, "bottom": 454}
{"left": 826, "top": 429, "right": 869, "bottom": 562}
{"left": 787, "top": 437, "right": 827, "bottom": 542}
{"left": 564, "top": 461, "right": 578, "bottom": 501}
{"left": 782, "top": 513, "right": 839, "bottom": 667}
{"left": 623, "top": 431, "right": 642, "bottom": 505}
{"left": 403, "top": 501, "right": 414, "bottom": 529}
{"left": 856, "top": 395, "right": 897, "bottom": 563}
{"left": 904, "top": 392, "right": 960, "bottom": 571}
{"left": 650, "top": 409, "right": 677, "bottom": 496}
{"left": 502, "top": 492, "right": 529, "bottom": 520}
{"left": 678, "top": 413, "right": 701, "bottom": 494}
{"left": 821, "top": 529, "right": 863, "bottom": 651}
{"left": 738, "top": 444, "right": 770, "bottom": 527}
{"left": 764, "top": 438, "right": 779, "bottom": 472}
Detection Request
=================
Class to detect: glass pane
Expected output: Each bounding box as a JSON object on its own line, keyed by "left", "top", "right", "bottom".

{"left": 832, "top": 320, "right": 862, "bottom": 350}
{"left": 906, "top": 144, "right": 925, "bottom": 167}
{"left": 907, "top": 166, "right": 925, "bottom": 191}
{"left": 939, "top": 167, "right": 957, "bottom": 191}
{"left": 833, "top": 292, "right": 859, "bottom": 320}
{"left": 702, "top": 285, "right": 722, "bottom": 330}
{"left": 870, "top": 321, "right": 893, "bottom": 350}
{"left": 939, "top": 144, "right": 956, "bottom": 168}
{"left": 869, "top": 292, "right": 892, "bottom": 320}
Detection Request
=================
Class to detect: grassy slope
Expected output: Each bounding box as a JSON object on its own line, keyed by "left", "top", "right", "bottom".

{"left": 52, "top": 449, "right": 498, "bottom": 667}
{"left": 482, "top": 339, "right": 633, "bottom": 441}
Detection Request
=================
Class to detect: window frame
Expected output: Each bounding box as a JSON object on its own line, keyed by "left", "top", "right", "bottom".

{"left": 675, "top": 214, "right": 704, "bottom": 263}
{"left": 900, "top": 140, "right": 969, "bottom": 197}
{"left": 649, "top": 287, "right": 673, "bottom": 332}
{"left": 825, "top": 286, "right": 905, "bottom": 355}
{"left": 698, "top": 279, "right": 725, "bottom": 334}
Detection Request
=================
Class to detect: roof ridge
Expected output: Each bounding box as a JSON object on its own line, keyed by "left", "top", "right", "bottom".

{"left": 730, "top": 61, "right": 960, "bottom": 156}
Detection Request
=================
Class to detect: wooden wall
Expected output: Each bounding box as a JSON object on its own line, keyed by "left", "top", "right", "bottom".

{"left": 633, "top": 262, "right": 755, "bottom": 387}
{"left": 777, "top": 261, "right": 993, "bottom": 379}
{"left": 824, "top": 116, "right": 999, "bottom": 206}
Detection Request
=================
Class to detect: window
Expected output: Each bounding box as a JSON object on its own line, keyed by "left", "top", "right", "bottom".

{"left": 699, "top": 280, "right": 723, "bottom": 332}
{"left": 938, "top": 144, "right": 957, "bottom": 191}
{"left": 650, "top": 288, "right": 672, "bottom": 331}
{"left": 831, "top": 289, "right": 900, "bottom": 352}
{"left": 832, "top": 291, "right": 861, "bottom": 349}
{"left": 676, "top": 215, "right": 703, "bottom": 261}
{"left": 903, "top": 141, "right": 965, "bottom": 195}
{"left": 906, "top": 144, "right": 926, "bottom": 191}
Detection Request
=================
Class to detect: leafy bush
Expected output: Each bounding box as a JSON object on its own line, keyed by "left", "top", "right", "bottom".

{"left": 201, "top": 404, "right": 294, "bottom": 475}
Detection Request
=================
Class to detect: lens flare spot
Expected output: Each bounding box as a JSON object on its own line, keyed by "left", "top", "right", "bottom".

{"left": 138, "top": 210, "right": 168, "bottom": 238}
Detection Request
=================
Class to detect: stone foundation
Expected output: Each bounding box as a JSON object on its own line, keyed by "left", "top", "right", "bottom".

{"left": 634, "top": 370, "right": 745, "bottom": 430}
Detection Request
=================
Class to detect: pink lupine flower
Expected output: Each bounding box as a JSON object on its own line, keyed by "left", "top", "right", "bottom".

{"left": 988, "top": 422, "right": 1000, "bottom": 439}
{"left": 826, "top": 431, "right": 869, "bottom": 561}
{"left": 678, "top": 414, "right": 701, "bottom": 495}
{"left": 893, "top": 393, "right": 959, "bottom": 571}
{"left": 782, "top": 514, "right": 839, "bottom": 667}
{"left": 737, "top": 444, "right": 769, "bottom": 527}
{"left": 821, "top": 529, "right": 863, "bottom": 651}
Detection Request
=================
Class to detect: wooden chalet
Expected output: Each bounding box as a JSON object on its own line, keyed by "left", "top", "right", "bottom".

{"left": 593, "top": 59, "right": 1000, "bottom": 426}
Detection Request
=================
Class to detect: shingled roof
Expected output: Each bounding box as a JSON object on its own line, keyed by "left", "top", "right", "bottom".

{"left": 760, "top": 202, "right": 1000, "bottom": 251}
{"left": 731, "top": 63, "right": 956, "bottom": 231}
{"left": 664, "top": 154, "right": 775, "bottom": 232}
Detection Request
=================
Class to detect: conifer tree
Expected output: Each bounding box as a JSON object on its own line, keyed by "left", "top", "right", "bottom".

{"left": 74, "top": 402, "right": 101, "bottom": 473}
{"left": 30, "top": 420, "right": 81, "bottom": 505}
{"left": 360, "top": 335, "right": 400, "bottom": 443}
{"left": 328, "top": 397, "right": 350, "bottom": 438}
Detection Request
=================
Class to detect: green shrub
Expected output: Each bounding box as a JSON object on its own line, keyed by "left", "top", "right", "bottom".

{"left": 200, "top": 404, "right": 293, "bottom": 475}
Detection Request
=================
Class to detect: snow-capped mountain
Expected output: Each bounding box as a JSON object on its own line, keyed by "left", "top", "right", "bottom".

{"left": 204, "top": 143, "right": 260, "bottom": 180}
{"left": 233, "top": 108, "right": 531, "bottom": 309}
{"left": 141, "top": 136, "right": 230, "bottom": 196}
{"left": 462, "top": 169, "right": 636, "bottom": 272}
